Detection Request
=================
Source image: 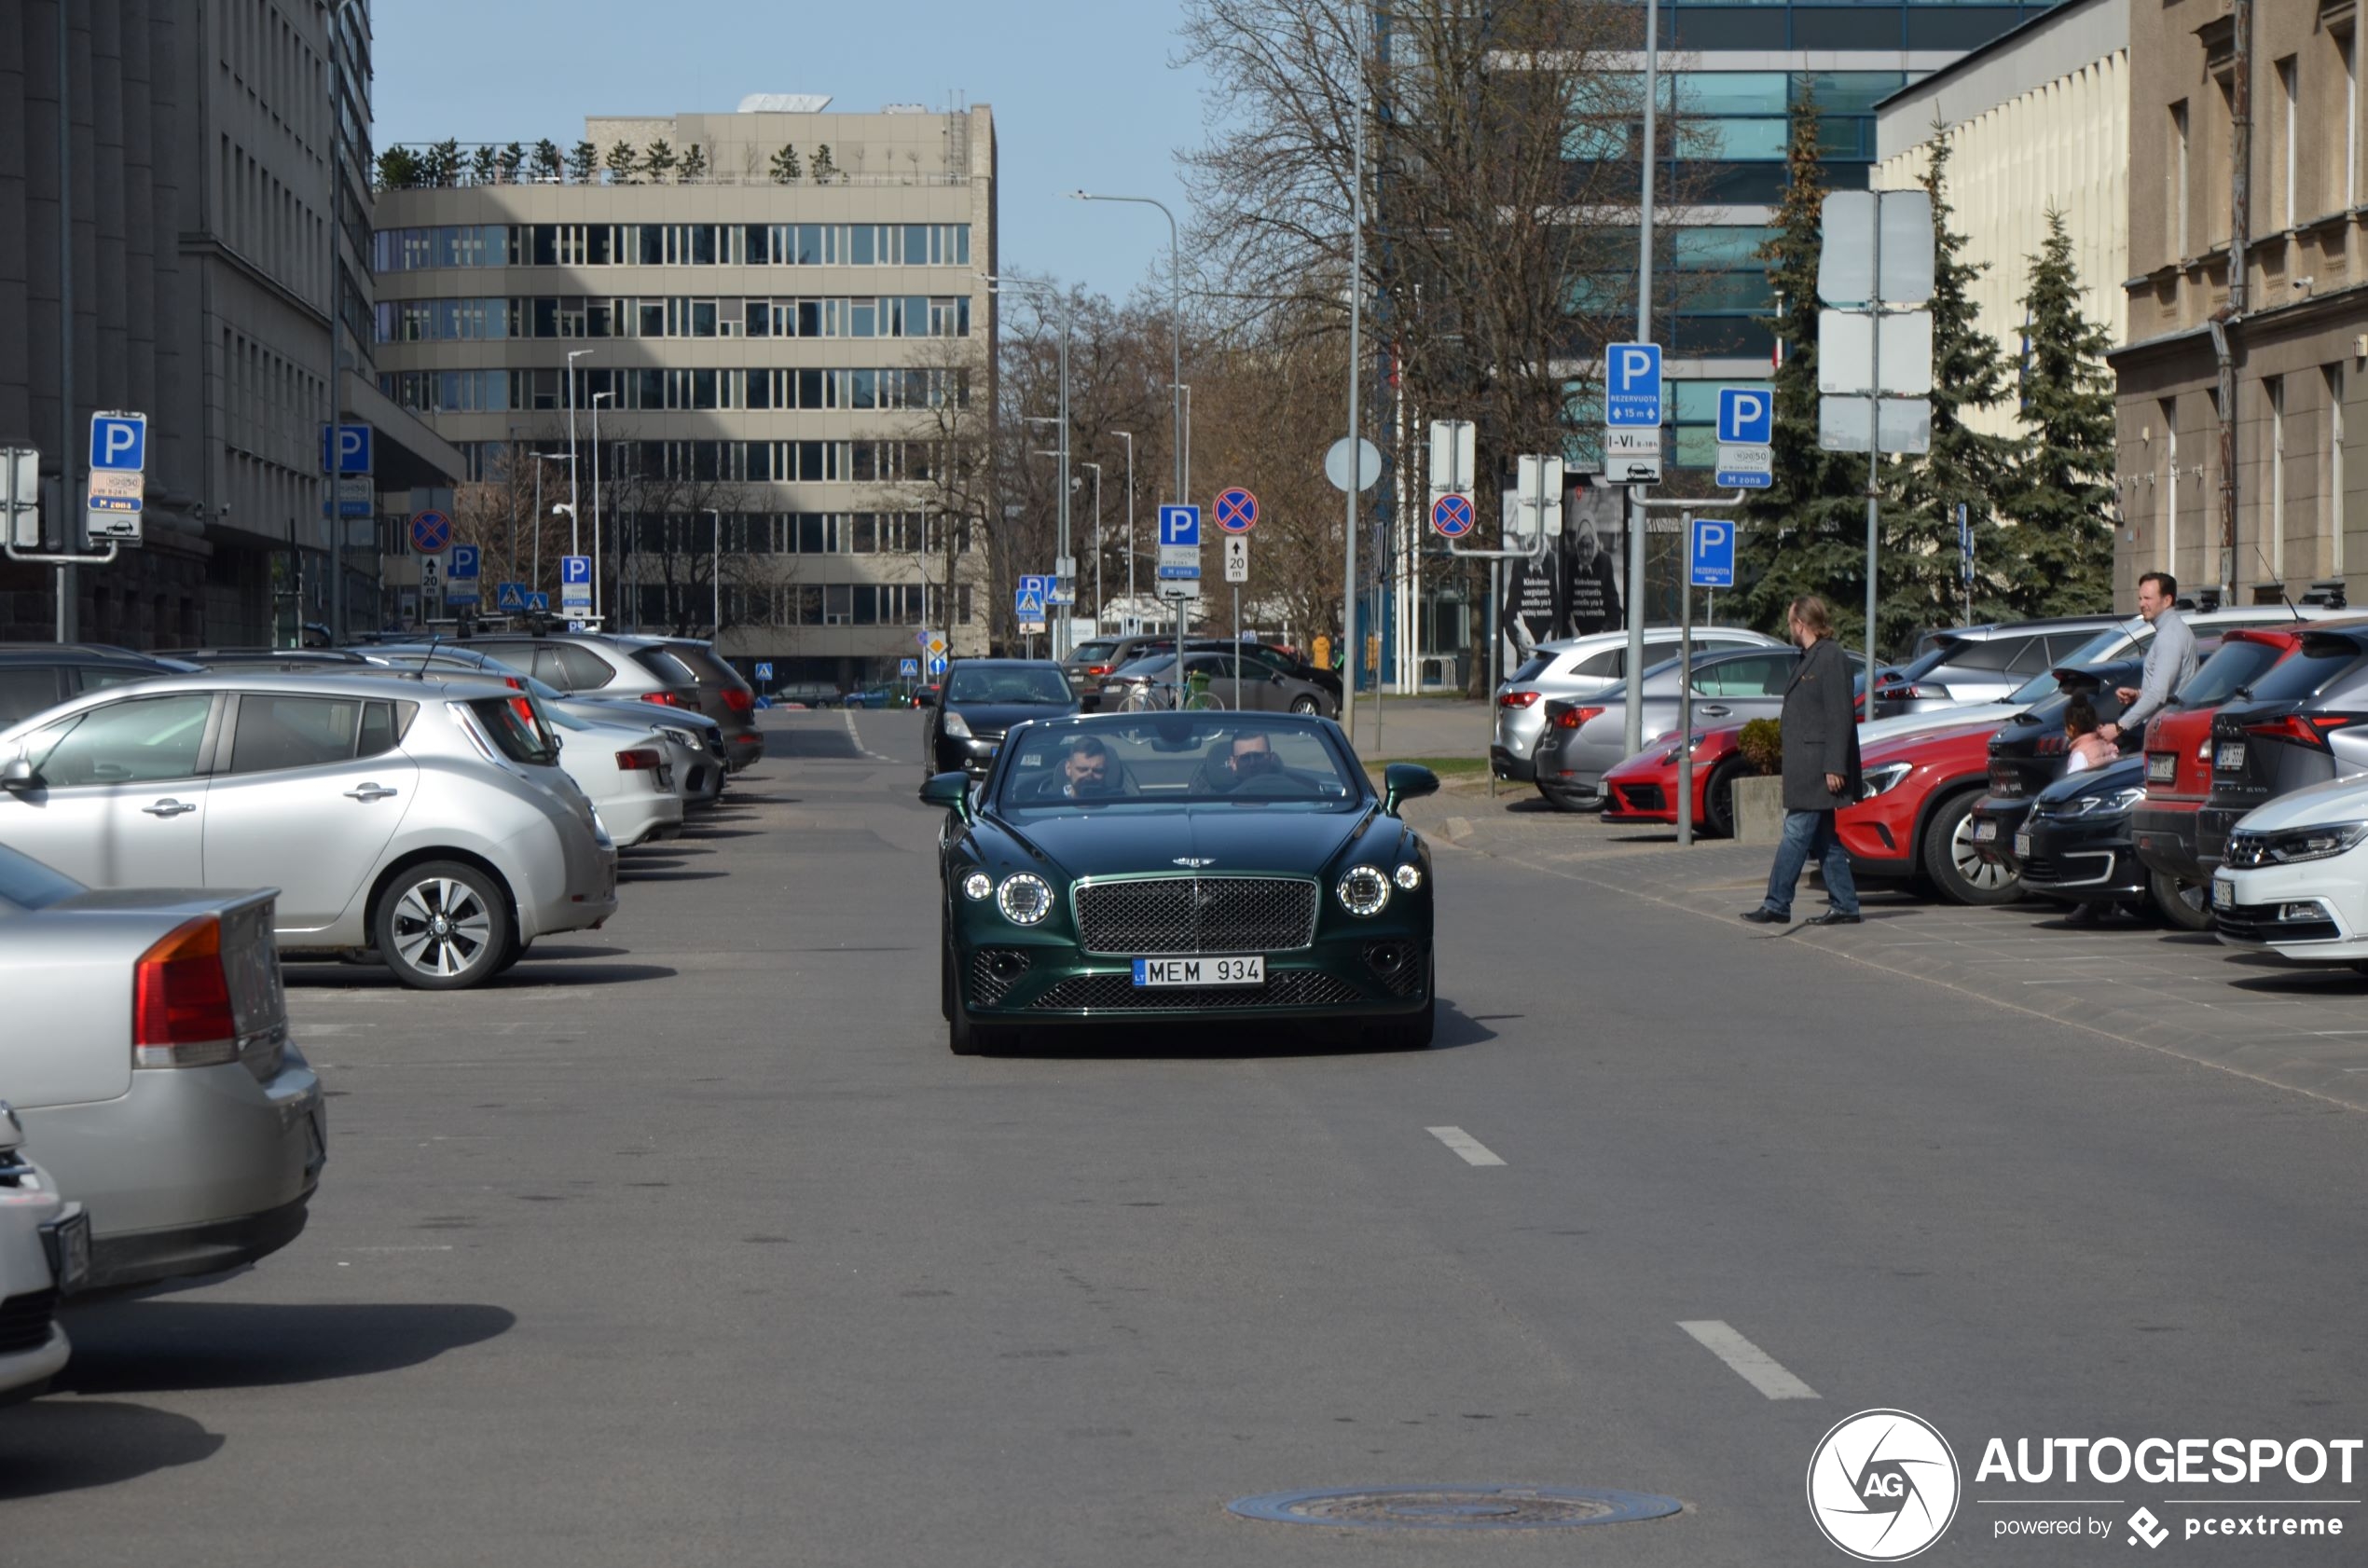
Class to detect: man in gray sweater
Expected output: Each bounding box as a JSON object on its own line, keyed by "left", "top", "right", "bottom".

{"left": 2098, "top": 572, "right": 2196, "bottom": 746}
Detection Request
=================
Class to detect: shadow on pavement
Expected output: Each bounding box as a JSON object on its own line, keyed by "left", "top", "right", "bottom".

{"left": 0, "top": 1401, "right": 225, "bottom": 1500}
{"left": 617, "top": 868, "right": 729, "bottom": 885}
{"left": 990, "top": 1003, "right": 1494, "bottom": 1061}
{"left": 282, "top": 961, "right": 676, "bottom": 989}
{"left": 2224, "top": 967, "right": 2368, "bottom": 995}
{"left": 55, "top": 1300, "right": 516, "bottom": 1396}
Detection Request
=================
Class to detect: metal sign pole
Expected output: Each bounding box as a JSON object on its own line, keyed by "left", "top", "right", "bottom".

{"left": 1864, "top": 209, "right": 1884, "bottom": 706}
{"left": 1677, "top": 511, "right": 1695, "bottom": 848}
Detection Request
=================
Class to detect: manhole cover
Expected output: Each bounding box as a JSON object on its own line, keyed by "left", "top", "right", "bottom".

{"left": 1227, "top": 1485, "right": 1684, "bottom": 1532}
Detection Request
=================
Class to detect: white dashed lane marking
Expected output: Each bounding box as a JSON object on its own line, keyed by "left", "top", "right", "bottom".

{"left": 1678, "top": 1320, "right": 1822, "bottom": 1400}
{"left": 1425, "top": 1126, "right": 1506, "bottom": 1166}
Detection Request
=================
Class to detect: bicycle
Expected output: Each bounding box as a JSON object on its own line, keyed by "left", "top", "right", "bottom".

{"left": 1116, "top": 681, "right": 1228, "bottom": 713}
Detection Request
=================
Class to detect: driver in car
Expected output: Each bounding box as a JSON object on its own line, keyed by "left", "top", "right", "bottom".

{"left": 1049, "top": 736, "right": 1118, "bottom": 798}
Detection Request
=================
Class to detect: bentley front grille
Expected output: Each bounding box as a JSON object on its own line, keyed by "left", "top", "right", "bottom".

{"left": 1072, "top": 875, "right": 1318, "bottom": 956}
{"left": 1030, "top": 970, "right": 1364, "bottom": 1011}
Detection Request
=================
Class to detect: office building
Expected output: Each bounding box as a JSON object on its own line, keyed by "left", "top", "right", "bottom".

{"left": 1873, "top": 0, "right": 2129, "bottom": 443}
{"left": 2111, "top": 0, "right": 2368, "bottom": 606}
{"left": 0, "top": 0, "right": 456, "bottom": 646}
{"left": 370, "top": 99, "right": 998, "bottom": 683}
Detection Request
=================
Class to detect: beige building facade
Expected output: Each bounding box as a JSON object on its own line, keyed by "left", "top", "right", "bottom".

{"left": 370, "top": 102, "right": 998, "bottom": 682}
{"left": 2112, "top": 0, "right": 2368, "bottom": 606}
{"left": 1873, "top": 0, "right": 2131, "bottom": 444}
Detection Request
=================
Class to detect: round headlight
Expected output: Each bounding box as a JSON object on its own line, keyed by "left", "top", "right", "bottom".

{"left": 1393, "top": 863, "right": 1423, "bottom": 891}
{"left": 1337, "top": 865, "right": 1391, "bottom": 916}
{"left": 961, "top": 871, "right": 994, "bottom": 901}
{"left": 998, "top": 873, "right": 1053, "bottom": 925}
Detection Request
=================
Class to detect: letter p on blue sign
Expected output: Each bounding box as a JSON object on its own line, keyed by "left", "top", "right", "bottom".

{"left": 1717, "top": 387, "right": 1772, "bottom": 445}
{"left": 1689, "top": 517, "right": 1735, "bottom": 589}
{"left": 89, "top": 413, "right": 146, "bottom": 473}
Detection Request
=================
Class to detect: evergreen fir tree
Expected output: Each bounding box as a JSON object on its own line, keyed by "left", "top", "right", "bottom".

{"left": 566, "top": 141, "right": 599, "bottom": 183}
{"left": 812, "top": 144, "right": 838, "bottom": 184}
{"left": 681, "top": 144, "right": 709, "bottom": 183}
{"left": 469, "top": 144, "right": 498, "bottom": 186}
{"left": 2003, "top": 208, "right": 2117, "bottom": 614}
{"left": 642, "top": 139, "right": 678, "bottom": 183}
{"left": 606, "top": 141, "right": 640, "bottom": 184}
{"left": 531, "top": 139, "right": 563, "bottom": 182}
{"left": 769, "top": 144, "right": 803, "bottom": 184}
{"left": 497, "top": 142, "right": 526, "bottom": 184}
{"left": 1884, "top": 135, "right": 2025, "bottom": 651}
{"left": 1734, "top": 95, "right": 1872, "bottom": 641}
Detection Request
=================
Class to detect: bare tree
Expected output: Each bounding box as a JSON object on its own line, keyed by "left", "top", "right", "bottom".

{"left": 875, "top": 334, "right": 997, "bottom": 651}
{"left": 597, "top": 434, "right": 775, "bottom": 638}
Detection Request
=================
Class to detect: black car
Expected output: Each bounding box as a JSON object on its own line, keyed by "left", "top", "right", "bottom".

{"left": 2197, "top": 626, "right": 2368, "bottom": 870}
{"left": 2017, "top": 753, "right": 2177, "bottom": 914}
{"left": 0, "top": 643, "right": 197, "bottom": 727}
{"left": 1964, "top": 658, "right": 2144, "bottom": 875}
{"left": 924, "top": 659, "right": 1079, "bottom": 778}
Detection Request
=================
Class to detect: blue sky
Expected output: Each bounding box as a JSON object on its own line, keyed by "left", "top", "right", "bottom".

{"left": 370, "top": 0, "right": 1207, "bottom": 300}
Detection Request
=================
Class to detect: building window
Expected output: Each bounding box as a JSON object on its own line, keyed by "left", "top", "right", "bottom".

{"left": 2278, "top": 57, "right": 2300, "bottom": 228}
{"left": 2169, "top": 101, "right": 2190, "bottom": 258}
{"left": 2267, "top": 375, "right": 2287, "bottom": 584}
{"left": 2327, "top": 364, "right": 2347, "bottom": 579}
{"left": 2160, "top": 397, "right": 2180, "bottom": 579}
{"left": 2343, "top": 30, "right": 2361, "bottom": 212}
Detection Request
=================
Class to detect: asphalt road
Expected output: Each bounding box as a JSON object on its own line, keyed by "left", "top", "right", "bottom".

{"left": 7, "top": 707, "right": 2366, "bottom": 1565}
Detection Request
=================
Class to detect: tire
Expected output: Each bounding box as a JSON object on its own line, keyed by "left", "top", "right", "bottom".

{"left": 1372, "top": 963, "right": 1438, "bottom": 1050}
{"left": 374, "top": 860, "right": 513, "bottom": 990}
{"left": 491, "top": 938, "right": 530, "bottom": 977}
{"left": 1701, "top": 762, "right": 1740, "bottom": 840}
{"left": 2149, "top": 866, "right": 2214, "bottom": 931}
{"left": 1289, "top": 695, "right": 1323, "bottom": 715}
{"left": 945, "top": 938, "right": 999, "bottom": 1054}
{"left": 1921, "top": 791, "right": 2020, "bottom": 906}
{"left": 939, "top": 929, "right": 956, "bottom": 1022}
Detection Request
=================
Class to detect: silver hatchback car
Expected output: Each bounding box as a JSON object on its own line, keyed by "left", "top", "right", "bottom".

{"left": 1493, "top": 626, "right": 1780, "bottom": 788}
{"left": 0, "top": 672, "right": 618, "bottom": 990}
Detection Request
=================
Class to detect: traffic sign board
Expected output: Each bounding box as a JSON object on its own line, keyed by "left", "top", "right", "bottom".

{"left": 928, "top": 654, "right": 949, "bottom": 676}
{"left": 410, "top": 510, "right": 453, "bottom": 556}
{"left": 1214, "top": 488, "right": 1258, "bottom": 534}
{"left": 1158, "top": 504, "right": 1202, "bottom": 548}
{"left": 1430, "top": 493, "right": 1476, "bottom": 538}
{"left": 496, "top": 582, "right": 529, "bottom": 612}
{"left": 526, "top": 592, "right": 550, "bottom": 612}
{"left": 87, "top": 469, "right": 145, "bottom": 513}
{"left": 1224, "top": 534, "right": 1249, "bottom": 584}
{"left": 1689, "top": 516, "right": 1736, "bottom": 588}
{"left": 1717, "top": 387, "right": 1773, "bottom": 445}
{"left": 559, "top": 554, "right": 591, "bottom": 607}
{"left": 1604, "top": 428, "right": 1662, "bottom": 484}
{"left": 449, "top": 543, "right": 480, "bottom": 580}
{"left": 898, "top": 657, "right": 918, "bottom": 679}
{"left": 1014, "top": 586, "right": 1047, "bottom": 619}
{"left": 1604, "top": 343, "right": 1663, "bottom": 427}
{"left": 89, "top": 412, "right": 147, "bottom": 473}
{"left": 1715, "top": 444, "right": 1774, "bottom": 488}
{"left": 320, "top": 422, "right": 373, "bottom": 475}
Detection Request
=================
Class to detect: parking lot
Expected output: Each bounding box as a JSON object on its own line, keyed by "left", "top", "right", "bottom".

{"left": 8, "top": 705, "right": 2368, "bottom": 1567}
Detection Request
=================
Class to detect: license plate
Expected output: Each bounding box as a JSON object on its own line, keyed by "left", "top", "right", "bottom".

{"left": 41, "top": 1207, "right": 90, "bottom": 1294}
{"left": 2217, "top": 741, "right": 2247, "bottom": 771}
{"left": 2014, "top": 831, "right": 2031, "bottom": 860}
{"left": 2212, "top": 876, "right": 2235, "bottom": 910}
{"left": 2146, "top": 752, "right": 2178, "bottom": 782}
{"left": 1132, "top": 956, "right": 1264, "bottom": 987}
{"left": 1973, "top": 819, "right": 1998, "bottom": 842}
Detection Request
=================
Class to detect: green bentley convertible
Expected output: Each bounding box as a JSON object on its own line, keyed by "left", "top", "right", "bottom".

{"left": 924, "top": 711, "right": 1439, "bottom": 1054}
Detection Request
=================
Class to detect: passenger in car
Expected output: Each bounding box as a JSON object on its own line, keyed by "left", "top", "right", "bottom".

{"left": 2062, "top": 695, "right": 2117, "bottom": 773}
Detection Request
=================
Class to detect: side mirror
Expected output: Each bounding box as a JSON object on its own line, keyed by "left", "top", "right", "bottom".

{"left": 1269, "top": 671, "right": 1285, "bottom": 683}
{"left": 1, "top": 756, "right": 36, "bottom": 793}
{"left": 1383, "top": 762, "right": 1439, "bottom": 816}
{"left": 919, "top": 770, "right": 972, "bottom": 819}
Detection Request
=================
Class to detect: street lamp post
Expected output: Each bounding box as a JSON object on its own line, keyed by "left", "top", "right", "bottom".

{"left": 1111, "top": 431, "right": 1136, "bottom": 620}
{"left": 1068, "top": 192, "right": 1186, "bottom": 513}
{"left": 564, "top": 349, "right": 592, "bottom": 557}
{"left": 591, "top": 389, "right": 612, "bottom": 626}
{"left": 701, "top": 507, "right": 722, "bottom": 636}
{"left": 530, "top": 452, "right": 572, "bottom": 604}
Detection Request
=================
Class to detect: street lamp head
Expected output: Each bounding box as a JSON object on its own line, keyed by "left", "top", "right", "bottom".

{"left": 552, "top": 503, "right": 575, "bottom": 516}
{"left": 1068, "top": 190, "right": 1094, "bottom": 201}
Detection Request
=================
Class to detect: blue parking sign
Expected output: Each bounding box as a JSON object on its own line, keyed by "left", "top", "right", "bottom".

{"left": 1158, "top": 504, "right": 1202, "bottom": 547}
{"left": 1689, "top": 516, "right": 1735, "bottom": 589}
{"left": 1716, "top": 387, "right": 1773, "bottom": 445}
{"left": 89, "top": 412, "right": 147, "bottom": 472}
{"left": 1604, "top": 344, "right": 1662, "bottom": 427}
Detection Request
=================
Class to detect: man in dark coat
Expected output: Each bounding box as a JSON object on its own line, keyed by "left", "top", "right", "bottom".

{"left": 1742, "top": 596, "right": 1864, "bottom": 927}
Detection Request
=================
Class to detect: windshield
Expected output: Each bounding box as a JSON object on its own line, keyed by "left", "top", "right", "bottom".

{"left": 464, "top": 696, "right": 561, "bottom": 767}
{"left": 995, "top": 715, "right": 1364, "bottom": 810}
{"left": 2172, "top": 638, "right": 2286, "bottom": 708}
{"left": 1070, "top": 640, "right": 1120, "bottom": 663}
{"left": 2244, "top": 636, "right": 2368, "bottom": 703}
{"left": 947, "top": 667, "right": 1072, "bottom": 705}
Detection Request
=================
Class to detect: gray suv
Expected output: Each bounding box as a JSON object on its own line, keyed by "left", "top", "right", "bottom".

{"left": 1875, "top": 618, "right": 2123, "bottom": 714}
{"left": 1493, "top": 627, "right": 1781, "bottom": 790}
{"left": 459, "top": 633, "right": 762, "bottom": 771}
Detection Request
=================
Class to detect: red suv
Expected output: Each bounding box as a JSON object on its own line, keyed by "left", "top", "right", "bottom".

{"left": 1836, "top": 718, "right": 2014, "bottom": 902}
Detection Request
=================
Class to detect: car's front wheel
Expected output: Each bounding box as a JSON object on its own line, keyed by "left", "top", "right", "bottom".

{"left": 1372, "top": 964, "right": 1437, "bottom": 1050}
{"left": 1922, "top": 791, "right": 2019, "bottom": 905}
{"left": 375, "top": 861, "right": 513, "bottom": 990}
{"left": 945, "top": 939, "right": 1003, "bottom": 1055}
{"left": 2149, "top": 867, "right": 2213, "bottom": 930}
{"left": 1701, "top": 761, "right": 1741, "bottom": 839}
{"left": 1289, "top": 695, "right": 1323, "bottom": 715}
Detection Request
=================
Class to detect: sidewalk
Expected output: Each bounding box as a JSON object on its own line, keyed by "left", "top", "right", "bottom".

{"left": 1403, "top": 777, "right": 2368, "bottom": 1113}
{"left": 1338, "top": 695, "right": 1489, "bottom": 763}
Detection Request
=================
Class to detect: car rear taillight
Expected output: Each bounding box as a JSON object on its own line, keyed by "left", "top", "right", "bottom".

{"left": 1087, "top": 664, "right": 1113, "bottom": 678}
{"left": 722, "top": 686, "right": 753, "bottom": 714}
{"left": 641, "top": 691, "right": 682, "bottom": 707}
{"left": 2241, "top": 712, "right": 2361, "bottom": 750}
{"left": 509, "top": 696, "right": 537, "bottom": 728}
{"left": 131, "top": 915, "right": 239, "bottom": 1068}
{"left": 1499, "top": 690, "right": 1541, "bottom": 708}
{"left": 616, "top": 748, "right": 663, "bottom": 771}
{"left": 1554, "top": 705, "right": 1606, "bottom": 730}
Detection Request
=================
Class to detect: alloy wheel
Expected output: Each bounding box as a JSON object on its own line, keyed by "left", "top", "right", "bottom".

{"left": 391, "top": 876, "right": 496, "bottom": 979}
{"left": 1950, "top": 815, "right": 2016, "bottom": 894}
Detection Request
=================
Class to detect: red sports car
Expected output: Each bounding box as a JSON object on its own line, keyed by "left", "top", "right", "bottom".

{"left": 1835, "top": 716, "right": 2017, "bottom": 902}
{"left": 1601, "top": 726, "right": 1750, "bottom": 836}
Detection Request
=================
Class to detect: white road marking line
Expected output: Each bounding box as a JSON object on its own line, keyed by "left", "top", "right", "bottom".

{"left": 841, "top": 710, "right": 895, "bottom": 763}
{"left": 1425, "top": 1126, "right": 1506, "bottom": 1166}
{"left": 1677, "top": 1320, "right": 1821, "bottom": 1400}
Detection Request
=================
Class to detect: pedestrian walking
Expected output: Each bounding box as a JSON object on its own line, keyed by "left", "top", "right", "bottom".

{"left": 1742, "top": 596, "right": 1864, "bottom": 927}
{"left": 2097, "top": 571, "right": 2196, "bottom": 747}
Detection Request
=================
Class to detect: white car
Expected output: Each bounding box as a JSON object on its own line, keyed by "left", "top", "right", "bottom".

{"left": 0, "top": 1104, "right": 85, "bottom": 1403}
{"left": 539, "top": 703, "right": 685, "bottom": 848}
{"left": 2210, "top": 776, "right": 2368, "bottom": 967}
{"left": 0, "top": 671, "right": 618, "bottom": 990}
